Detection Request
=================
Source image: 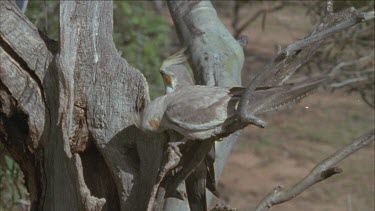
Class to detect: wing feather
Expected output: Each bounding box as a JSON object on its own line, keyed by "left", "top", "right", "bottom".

{"left": 165, "top": 86, "right": 240, "bottom": 131}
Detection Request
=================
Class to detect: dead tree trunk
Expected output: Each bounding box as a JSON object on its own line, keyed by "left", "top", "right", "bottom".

{"left": 1, "top": 0, "right": 155, "bottom": 210}
{"left": 0, "top": 0, "right": 239, "bottom": 210}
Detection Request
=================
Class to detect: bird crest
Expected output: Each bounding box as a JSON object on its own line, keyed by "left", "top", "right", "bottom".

{"left": 160, "top": 47, "right": 188, "bottom": 73}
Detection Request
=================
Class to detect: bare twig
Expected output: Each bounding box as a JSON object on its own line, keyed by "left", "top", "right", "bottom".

{"left": 326, "top": 0, "right": 333, "bottom": 15}
{"left": 342, "top": 68, "right": 374, "bottom": 75}
{"left": 234, "top": 2, "right": 286, "bottom": 38}
{"left": 283, "top": 10, "right": 374, "bottom": 56}
{"left": 328, "top": 54, "right": 373, "bottom": 76}
{"left": 360, "top": 90, "right": 375, "bottom": 108}
{"left": 254, "top": 129, "right": 375, "bottom": 211}
{"left": 238, "top": 8, "right": 374, "bottom": 123}
{"left": 330, "top": 76, "right": 368, "bottom": 88}
{"left": 231, "top": 0, "right": 242, "bottom": 33}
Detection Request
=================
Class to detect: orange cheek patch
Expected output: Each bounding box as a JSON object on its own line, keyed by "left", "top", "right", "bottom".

{"left": 149, "top": 119, "right": 160, "bottom": 129}
{"left": 165, "top": 75, "right": 173, "bottom": 86}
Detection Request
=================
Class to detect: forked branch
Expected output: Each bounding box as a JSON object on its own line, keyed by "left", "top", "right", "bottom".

{"left": 233, "top": 2, "right": 287, "bottom": 38}
{"left": 282, "top": 10, "right": 374, "bottom": 57}
{"left": 254, "top": 129, "right": 375, "bottom": 211}
{"left": 238, "top": 8, "right": 374, "bottom": 123}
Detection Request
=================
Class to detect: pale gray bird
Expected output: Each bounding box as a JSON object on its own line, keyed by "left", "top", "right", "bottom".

{"left": 135, "top": 55, "right": 325, "bottom": 210}
{"left": 135, "top": 77, "right": 323, "bottom": 141}
{"left": 135, "top": 77, "right": 325, "bottom": 207}
{"left": 160, "top": 49, "right": 219, "bottom": 211}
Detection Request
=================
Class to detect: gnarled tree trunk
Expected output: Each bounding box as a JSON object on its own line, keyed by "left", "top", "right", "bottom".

{"left": 0, "top": 0, "right": 240, "bottom": 210}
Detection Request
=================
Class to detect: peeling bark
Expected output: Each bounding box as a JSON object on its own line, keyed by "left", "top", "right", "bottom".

{"left": 1, "top": 1, "right": 154, "bottom": 210}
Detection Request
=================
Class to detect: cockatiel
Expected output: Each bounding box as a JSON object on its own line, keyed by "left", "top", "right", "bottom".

{"left": 159, "top": 48, "right": 218, "bottom": 211}
{"left": 135, "top": 49, "right": 324, "bottom": 211}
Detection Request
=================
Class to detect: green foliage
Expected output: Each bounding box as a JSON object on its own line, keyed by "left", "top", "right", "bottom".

{"left": 0, "top": 145, "right": 29, "bottom": 210}
{"left": 113, "top": 1, "right": 171, "bottom": 99}
{"left": 25, "top": 1, "right": 59, "bottom": 41}
{"left": 25, "top": 1, "right": 171, "bottom": 99}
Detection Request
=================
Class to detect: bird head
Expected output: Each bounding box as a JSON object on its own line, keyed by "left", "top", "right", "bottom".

{"left": 160, "top": 47, "right": 194, "bottom": 93}
{"left": 132, "top": 96, "right": 167, "bottom": 133}
{"left": 160, "top": 69, "right": 176, "bottom": 93}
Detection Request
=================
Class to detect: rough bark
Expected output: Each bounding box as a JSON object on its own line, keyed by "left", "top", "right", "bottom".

{"left": 1, "top": 1, "right": 159, "bottom": 210}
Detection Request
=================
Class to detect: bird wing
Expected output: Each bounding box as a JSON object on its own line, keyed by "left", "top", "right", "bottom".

{"left": 165, "top": 86, "right": 242, "bottom": 131}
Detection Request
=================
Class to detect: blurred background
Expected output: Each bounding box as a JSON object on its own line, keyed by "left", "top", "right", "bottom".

{"left": 1, "top": 1, "right": 374, "bottom": 210}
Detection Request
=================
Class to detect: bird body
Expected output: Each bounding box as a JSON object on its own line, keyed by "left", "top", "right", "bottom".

{"left": 138, "top": 85, "right": 246, "bottom": 140}
{"left": 136, "top": 77, "right": 323, "bottom": 140}
{"left": 158, "top": 48, "right": 219, "bottom": 211}
{"left": 137, "top": 48, "right": 324, "bottom": 211}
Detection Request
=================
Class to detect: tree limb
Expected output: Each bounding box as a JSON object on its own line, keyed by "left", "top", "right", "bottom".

{"left": 0, "top": 0, "right": 53, "bottom": 82}
{"left": 166, "top": 1, "right": 245, "bottom": 209}
{"left": 254, "top": 129, "right": 375, "bottom": 211}
{"left": 283, "top": 10, "right": 374, "bottom": 57}
{"left": 234, "top": 2, "right": 286, "bottom": 38}
{"left": 330, "top": 76, "right": 368, "bottom": 88}
{"left": 328, "top": 54, "right": 373, "bottom": 76}
{"left": 59, "top": 1, "right": 153, "bottom": 210}
{"left": 0, "top": 48, "right": 45, "bottom": 150}
{"left": 238, "top": 8, "right": 374, "bottom": 122}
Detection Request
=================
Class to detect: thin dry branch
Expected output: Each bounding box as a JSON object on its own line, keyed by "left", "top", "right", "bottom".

{"left": 233, "top": 2, "right": 286, "bottom": 38}
{"left": 283, "top": 10, "right": 374, "bottom": 56}
{"left": 330, "top": 76, "right": 368, "bottom": 88}
{"left": 326, "top": 0, "right": 333, "bottom": 16}
{"left": 254, "top": 129, "right": 375, "bottom": 211}
{"left": 328, "top": 54, "right": 373, "bottom": 76}
{"left": 238, "top": 8, "right": 375, "bottom": 123}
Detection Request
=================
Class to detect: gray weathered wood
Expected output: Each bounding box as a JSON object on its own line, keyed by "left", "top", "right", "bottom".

{"left": 0, "top": 0, "right": 52, "bottom": 81}
{"left": 59, "top": 1, "right": 158, "bottom": 210}
{"left": 1, "top": 1, "right": 159, "bottom": 210}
